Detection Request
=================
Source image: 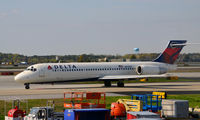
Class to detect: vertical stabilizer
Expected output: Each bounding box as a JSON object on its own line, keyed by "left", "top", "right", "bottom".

{"left": 154, "top": 40, "right": 187, "bottom": 64}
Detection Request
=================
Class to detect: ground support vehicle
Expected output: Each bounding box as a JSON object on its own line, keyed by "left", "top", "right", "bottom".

{"left": 132, "top": 94, "right": 162, "bottom": 112}
{"left": 25, "top": 107, "right": 64, "bottom": 120}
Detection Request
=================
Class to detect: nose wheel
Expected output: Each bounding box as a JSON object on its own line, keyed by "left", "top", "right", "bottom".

{"left": 24, "top": 83, "right": 30, "bottom": 89}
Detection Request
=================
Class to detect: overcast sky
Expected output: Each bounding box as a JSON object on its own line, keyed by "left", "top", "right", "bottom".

{"left": 0, "top": 0, "right": 200, "bottom": 56}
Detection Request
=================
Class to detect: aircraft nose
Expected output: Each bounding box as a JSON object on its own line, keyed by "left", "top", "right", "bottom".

{"left": 15, "top": 73, "right": 25, "bottom": 83}
{"left": 15, "top": 74, "right": 21, "bottom": 82}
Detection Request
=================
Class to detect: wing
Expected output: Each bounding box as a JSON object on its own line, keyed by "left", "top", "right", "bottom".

{"left": 99, "top": 74, "right": 168, "bottom": 80}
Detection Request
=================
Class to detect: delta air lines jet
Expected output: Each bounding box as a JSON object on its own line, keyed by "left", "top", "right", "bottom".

{"left": 15, "top": 40, "right": 187, "bottom": 89}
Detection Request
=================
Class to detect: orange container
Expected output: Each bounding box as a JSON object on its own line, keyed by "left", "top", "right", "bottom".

{"left": 111, "top": 102, "right": 126, "bottom": 117}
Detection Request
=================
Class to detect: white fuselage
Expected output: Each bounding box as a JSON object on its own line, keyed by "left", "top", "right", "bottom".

{"left": 15, "top": 62, "right": 175, "bottom": 84}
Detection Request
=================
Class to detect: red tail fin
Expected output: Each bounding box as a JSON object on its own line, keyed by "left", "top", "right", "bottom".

{"left": 154, "top": 40, "right": 187, "bottom": 64}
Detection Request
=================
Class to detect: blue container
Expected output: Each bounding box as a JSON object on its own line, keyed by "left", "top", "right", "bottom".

{"left": 64, "top": 109, "right": 110, "bottom": 120}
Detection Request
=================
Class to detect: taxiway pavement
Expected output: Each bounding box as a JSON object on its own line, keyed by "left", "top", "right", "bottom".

{"left": 0, "top": 72, "right": 200, "bottom": 100}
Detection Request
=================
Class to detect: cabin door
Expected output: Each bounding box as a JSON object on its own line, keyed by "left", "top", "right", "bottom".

{"left": 39, "top": 68, "right": 45, "bottom": 77}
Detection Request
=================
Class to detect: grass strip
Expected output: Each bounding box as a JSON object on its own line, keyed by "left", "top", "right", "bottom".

{"left": 0, "top": 94, "right": 200, "bottom": 119}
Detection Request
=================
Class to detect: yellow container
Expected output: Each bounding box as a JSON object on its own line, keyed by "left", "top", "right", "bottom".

{"left": 140, "top": 78, "right": 148, "bottom": 82}
{"left": 152, "top": 91, "right": 167, "bottom": 99}
{"left": 117, "top": 99, "right": 143, "bottom": 112}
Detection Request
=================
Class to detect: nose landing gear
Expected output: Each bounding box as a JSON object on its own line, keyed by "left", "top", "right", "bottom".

{"left": 24, "top": 83, "right": 30, "bottom": 89}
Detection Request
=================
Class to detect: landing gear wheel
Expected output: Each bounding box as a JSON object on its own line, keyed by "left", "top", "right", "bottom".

{"left": 104, "top": 81, "right": 111, "bottom": 87}
{"left": 24, "top": 83, "right": 30, "bottom": 89}
{"left": 117, "top": 81, "right": 124, "bottom": 87}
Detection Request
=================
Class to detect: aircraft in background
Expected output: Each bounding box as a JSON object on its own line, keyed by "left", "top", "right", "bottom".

{"left": 15, "top": 40, "right": 187, "bottom": 89}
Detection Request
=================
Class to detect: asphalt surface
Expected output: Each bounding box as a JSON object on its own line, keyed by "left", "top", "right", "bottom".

{"left": 0, "top": 72, "right": 200, "bottom": 100}
{"left": 169, "top": 72, "right": 200, "bottom": 79}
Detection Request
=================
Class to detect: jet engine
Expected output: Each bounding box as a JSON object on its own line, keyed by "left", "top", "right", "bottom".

{"left": 136, "top": 65, "right": 167, "bottom": 75}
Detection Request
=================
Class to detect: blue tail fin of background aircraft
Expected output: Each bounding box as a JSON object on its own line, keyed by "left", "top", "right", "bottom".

{"left": 154, "top": 40, "right": 187, "bottom": 64}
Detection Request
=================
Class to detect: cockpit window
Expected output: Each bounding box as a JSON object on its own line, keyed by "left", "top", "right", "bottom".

{"left": 26, "top": 66, "right": 37, "bottom": 72}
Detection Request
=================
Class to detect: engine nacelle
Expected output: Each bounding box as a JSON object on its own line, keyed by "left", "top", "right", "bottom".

{"left": 136, "top": 65, "right": 167, "bottom": 75}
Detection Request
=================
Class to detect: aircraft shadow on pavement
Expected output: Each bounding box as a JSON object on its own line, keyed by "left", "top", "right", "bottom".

{"left": 34, "top": 84, "right": 190, "bottom": 90}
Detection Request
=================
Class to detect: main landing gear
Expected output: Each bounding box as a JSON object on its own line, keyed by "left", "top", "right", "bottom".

{"left": 104, "top": 81, "right": 111, "bottom": 87}
{"left": 24, "top": 83, "right": 30, "bottom": 89}
{"left": 117, "top": 80, "right": 124, "bottom": 87}
{"left": 104, "top": 80, "right": 125, "bottom": 87}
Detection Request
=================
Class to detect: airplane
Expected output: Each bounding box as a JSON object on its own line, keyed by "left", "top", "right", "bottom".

{"left": 15, "top": 40, "right": 187, "bottom": 89}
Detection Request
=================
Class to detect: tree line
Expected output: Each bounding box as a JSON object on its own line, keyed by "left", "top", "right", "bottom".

{"left": 0, "top": 52, "right": 200, "bottom": 65}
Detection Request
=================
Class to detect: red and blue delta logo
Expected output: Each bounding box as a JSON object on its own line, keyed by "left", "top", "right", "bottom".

{"left": 48, "top": 65, "right": 52, "bottom": 70}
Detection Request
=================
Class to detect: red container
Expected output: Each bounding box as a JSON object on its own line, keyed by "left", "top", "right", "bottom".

{"left": 127, "top": 111, "right": 161, "bottom": 120}
{"left": 8, "top": 106, "right": 25, "bottom": 118}
{"left": 2, "top": 72, "right": 14, "bottom": 75}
